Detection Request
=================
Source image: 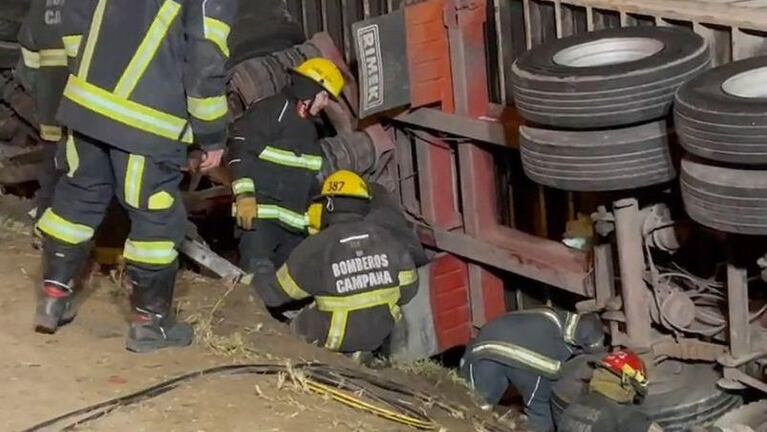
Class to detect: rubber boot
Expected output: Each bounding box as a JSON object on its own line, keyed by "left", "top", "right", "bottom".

{"left": 125, "top": 264, "right": 193, "bottom": 353}
{"left": 35, "top": 238, "right": 90, "bottom": 333}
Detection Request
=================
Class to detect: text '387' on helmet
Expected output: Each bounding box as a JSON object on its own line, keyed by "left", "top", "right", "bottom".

{"left": 599, "top": 350, "right": 648, "bottom": 393}
{"left": 320, "top": 170, "right": 371, "bottom": 200}
{"left": 293, "top": 58, "right": 345, "bottom": 99}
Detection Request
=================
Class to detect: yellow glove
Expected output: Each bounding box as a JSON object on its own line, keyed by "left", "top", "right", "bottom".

{"left": 236, "top": 196, "right": 258, "bottom": 230}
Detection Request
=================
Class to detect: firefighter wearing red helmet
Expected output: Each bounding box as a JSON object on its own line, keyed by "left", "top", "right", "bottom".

{"left": 557, "top": 350, "right": 663, "bottom": 432}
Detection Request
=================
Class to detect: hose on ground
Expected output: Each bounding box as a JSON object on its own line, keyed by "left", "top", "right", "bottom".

{"left": 21, "top": 363, "right": 513, "bottom": 432}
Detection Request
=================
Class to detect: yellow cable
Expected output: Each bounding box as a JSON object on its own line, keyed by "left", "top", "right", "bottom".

{"left": 305, "top": 379, "right": 437, "bottom": 430}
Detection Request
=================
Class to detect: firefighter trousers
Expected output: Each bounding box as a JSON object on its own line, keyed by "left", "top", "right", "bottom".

{"left": 36, "top": 131, "right": 186, "bottom": 314}
{"left": 239, "top": 219, "right": 305, "bottom": 271}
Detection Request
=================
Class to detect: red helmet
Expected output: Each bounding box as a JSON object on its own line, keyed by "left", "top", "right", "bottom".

{"left": 598, "top": 350, "right": 648, "bottom": 393}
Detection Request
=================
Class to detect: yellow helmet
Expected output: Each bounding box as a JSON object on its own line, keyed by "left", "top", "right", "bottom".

{"left": 321, "top": 170, "right": 371, "bottom": 200}
{"left": 293, "top": 58, "right": 345, "bottom": 99}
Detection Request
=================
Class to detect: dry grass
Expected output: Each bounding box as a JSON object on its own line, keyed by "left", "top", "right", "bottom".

{"left": 394, "top": 358, "right": 469, "bottom": 388}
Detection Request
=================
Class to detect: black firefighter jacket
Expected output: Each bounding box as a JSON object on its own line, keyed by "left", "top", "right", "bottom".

{"left": 227, "top": 91, "right": 323, "bottom": 232}
{"left": 558, "top": 393, "right": 661, "bottom": 432}
{"left": 17, "top": 0, "right": 69, "bottom": 142}
{"left": 252, "top": 216, "right": 419, "bottom": 352}
{"left": 55, "top": 0, "right": 236, "bottom": 161}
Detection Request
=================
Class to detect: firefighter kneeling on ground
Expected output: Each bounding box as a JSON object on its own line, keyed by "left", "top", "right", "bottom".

{"left": 558, "top": 350, "right": 662, "bottom": 432}
{"left": 227, "top": 57, "right": 345, "bottom": 272}
{"left": 250, "top": 171, "right": 419, "bottom": 362}
{"left": 460, "top": 308, "right": 605, "bottom": 432}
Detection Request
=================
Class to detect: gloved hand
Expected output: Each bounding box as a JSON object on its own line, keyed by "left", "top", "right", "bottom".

{"left": 236, "top": 195, "right": 258, "bottom": 230}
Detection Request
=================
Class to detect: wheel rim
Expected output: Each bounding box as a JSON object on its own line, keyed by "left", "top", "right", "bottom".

{"left": 553, "top": 37, "right": 665, "bottom": 67}
{"left": 722, "top": 66, "right": 767, "bottom": 98}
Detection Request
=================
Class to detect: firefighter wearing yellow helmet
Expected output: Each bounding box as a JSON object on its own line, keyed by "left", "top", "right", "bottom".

{"left": 227, "top": 58, "right": 346, "bottom": 274}
{"left": 250, "top": 170, "right": 419, "bottom": 360}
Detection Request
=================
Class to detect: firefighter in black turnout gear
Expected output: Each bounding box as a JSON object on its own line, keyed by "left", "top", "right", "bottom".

{"left": 460, "top": 308, "right": 605, "bottom": 432}
{"left": 227, "top": 57, "right": 345, "bottom": 272}
{"left": 558, "top": 350, "right": 662, "bottom": 432}
{"left": 17, "top": 0, "right": 71, "bottom": 219}
{"left": 34, "top": 0, "right": 237, "bottom": 353}
{"left": 251, "top": 171, "right": 419, "bottom": 354}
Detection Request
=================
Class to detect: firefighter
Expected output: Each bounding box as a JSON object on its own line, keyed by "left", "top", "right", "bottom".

{"left": 227, "top": 57, "right": 344, "bottom": 272}
{"left": 16, "top": 0, "right": 70, "bottom": 220}
{"left": 557, "top": 350, "right": 663, "bottom": 432}
{"left": 460, "top": 308, "right": 605, "bottom": 432}
{"left": 34, "top": 0, "right": 237, "bottom": 353}
{"left": 250, "top": 170, "right": 419, "bottom": 356}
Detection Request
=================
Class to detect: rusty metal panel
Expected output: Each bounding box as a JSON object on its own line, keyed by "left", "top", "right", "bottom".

{"left": 413, "top": 132, "right": 462, "bottom": 230}
{"left": 430, "top": 254, "right": 473, "bottom": 351}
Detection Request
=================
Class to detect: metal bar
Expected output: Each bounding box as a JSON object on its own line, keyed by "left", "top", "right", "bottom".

{"left": 727, "top": 264, "right": 751, "bottom": 358}
{"left": 395, "top": 106, "right": 520, "bottom": 148}
{"left": 613, "top": 198, "right": 652, "bottom": 349}
{"left": 417, "top": 225, "right": 593, "bottom": 297}
{"left": 302, "top": 0, "right": 323, "bottom": 36}
{"left": 394, "top": 129, "right": 420, "bottom": 215}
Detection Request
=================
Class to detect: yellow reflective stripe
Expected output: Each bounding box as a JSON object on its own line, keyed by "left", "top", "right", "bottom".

{"left": 259, "top": 146, "right": 323, "bottom": 171}
{"left": 203, "top": 16, "right": 231, "bottom": 57}
{"left": 148, "top": 191, "right": 174, "bottom": 210}
{"left": 39, "top": 49, "right": 67, "bottom": 67}
{"left": 471, "top": 342, "right": 562, "bottom": 377}
{"left": 62, "top": 35, "right": 82, "bottom": 58}
{"left": 65, "top": 133, "right": 79, "bottom": 177}
{"left": 257, "top": 204, "right": 309, "bottom": 230}
{"left": 316, "top": 287, "right": 401, "bottom": 312}
{"left": 21, "top": 47, "right": 40, "bottom": 69}
{"left": 515, "top": 308, "right": 563, "bottom": 331}
{"left": 40, "top": 124, "right": 63, "bottom": 142}
{"left": 564, "top": 313, "right": 580, "bottom": 345}
{"left": 398, "top": 270, "right": 418, "bottom": 286}
{"left": 325, "top": 310, "right": 349, "bottom": 350}
{"left": 187, "top": 95, "right": 228, "bottom": 121}
{"left": 36, "top": 208, "right": 94, "bottom": 245}
{"left": 123, "top": 239, "right": 177, "bottom": 265}
{"left": 64, "top": 75, "right": 193, "bottom": 143}
{"left": 124, "top": 155, "right": 145, "bottom": 208}
{"left": 77, "top": 0, "right": 108, "bottom": 79}
{"left": 276, "top": 265, "right": 310, "bottom": 300}
{"left": 232, "top": 178, "right": 255, "bottom": 195}
{"left": 114, "top": 0, "right": 181, "bottom": 98}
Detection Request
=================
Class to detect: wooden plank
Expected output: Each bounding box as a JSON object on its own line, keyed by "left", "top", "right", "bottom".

{"left": 693, "top": 22, "right": 732, "bottom": 66}
{"left": 495, "top": 0, "right": 527, "bottom": 103}
{"left": 341, "top": 0, "right": 364, "bottom": 65}
{"left": 732, "top": 27, "right": 767, "bottom": 60}
{"left": 302, "top": 0, "right": 323, "bottom": 36}
{"left": 523, "top": 0, "right": 534, "bottom": 49}
{"left": 321, "top": 0, "right": 345, "bottom": 54}
{"left": 535, "top": 0, "right": 767, "bottom": 31}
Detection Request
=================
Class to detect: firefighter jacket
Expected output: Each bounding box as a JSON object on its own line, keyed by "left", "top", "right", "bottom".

{"left": 558, "top": 393, "right": 662, "bottom": 432}
{"left": 55, "top": 0, "right": 236, "bottom": 161}
{"left": 462, "top": 308, "right": 584, "bottom": 379}
{"left": 227, "top": 91, "right": 322, "bottom": 232}
{"left": 17, "top": 0, "right": 69, "bottom": 142}
{"left": 252, "top": 215, "right": 419, "bottom": 352}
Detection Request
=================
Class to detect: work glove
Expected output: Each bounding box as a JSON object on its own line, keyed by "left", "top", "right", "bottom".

{"left": 236, "top": 195, "right": 258, "bottom": 230}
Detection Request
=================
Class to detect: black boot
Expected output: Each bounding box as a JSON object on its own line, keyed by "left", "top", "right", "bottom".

{"left": 35, "top": 239, "right": 90, "bottom": 333}
{"left": 125, "top": 263, "right": 193, "bottom": 353}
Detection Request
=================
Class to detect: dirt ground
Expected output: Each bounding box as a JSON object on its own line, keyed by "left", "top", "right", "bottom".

{"left": 0, "top": 211, "right": 524, "bottom": 432}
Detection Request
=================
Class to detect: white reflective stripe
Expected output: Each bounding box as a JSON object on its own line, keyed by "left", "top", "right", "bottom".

{"left": 62, "top": 35, "right": 83, "bottom": 57}
{"left": 339, "top": 234, "right": 369, "bottom": 243}
{"left": 232, "top": 178, "right": 255, "bottom": 195}
{"left": 316, "top": 286, "right": 401, "bottom": 312}
{"left": 257, "top": 204, "right": 308, "bottom": 229}
{"left": 277, "top": 100, "right": 288, "bottom": 122}
{"left": 21, "top": 47, "right": 40, "bottom": 69}
{"left": 526, "top": 376, "right": 542, "bottom": 407}
{"left": 39, "top": 49, "right": 67, "bottom": 67}
{"left": 563, "top": 313, "right": 580, "bottom": 345}
{"left": 470, "top": 342, "right": 562, "bottom": 377}
{"left": 203, "top": 16, "right": 231, "bottom": 57}
{"left": 77, "top": 0, "right": 108, "bottom": 79}
{"left": 258, "top": 146, "right": 323, "bottom": 171}
{"left": 64, "top": 75, "right": 193, "bottom": 143}
{"left": 123, "top": 239, "right": 178, "bottom": 265}
{"left": 114, "top": 0, "right": 181, "bottom": 98}
{"left": 36, "top": 208, "right": 94, "bottom": 245}
{"left": 125, "top": 155, "right": 145, "bottom": 208}
{"left": 187, "top": 95, "right": 228, "bottom": 121}
{"left": 514, "top": 308, "right": 562, "bottom": 331}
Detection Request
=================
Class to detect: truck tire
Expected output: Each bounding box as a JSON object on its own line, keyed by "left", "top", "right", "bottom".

{"left": 681, "top": 158, "right": 767, "bottom": 235}
{"left": 511, "top": 27, "right": 709, "bottom": 129}
{"left": 520, "top": 120, "right": 676, "bottom": 191}
{"left": 552, "top": 356, "right": 742, "bottom": 432}
{"left": 675, "top": 56, "right": 767, "bottom": 165}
